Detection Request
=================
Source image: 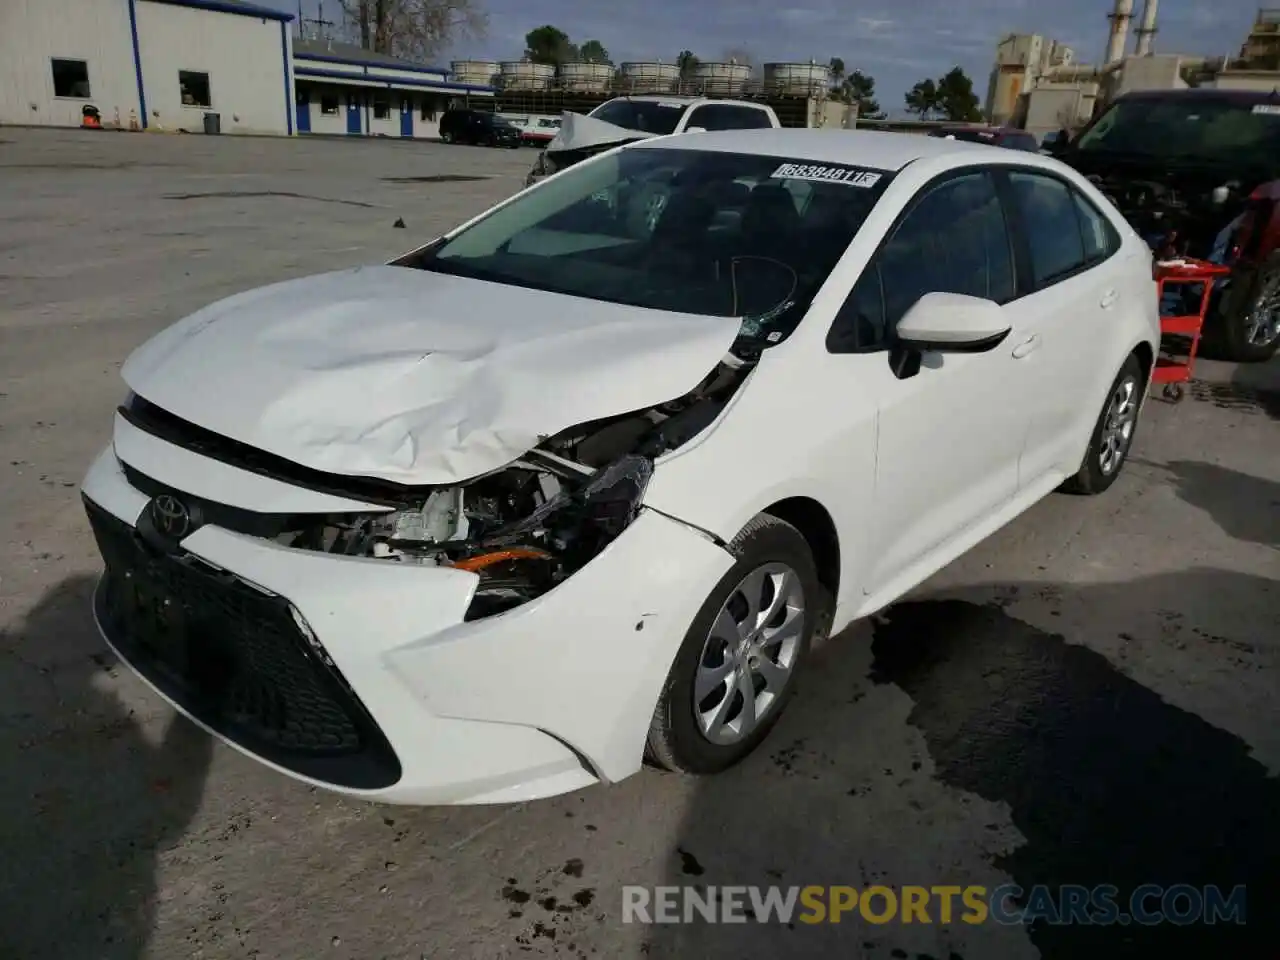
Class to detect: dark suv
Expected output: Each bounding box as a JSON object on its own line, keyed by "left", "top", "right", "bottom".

{"left": 927, "top": 125, "right": 1040, "bottom": 152}
{"left": 1050, "top": 88, "right": 1280, "bottom": 362}
{"left": 439, "top": 109, "right": 522, "bottom": 148}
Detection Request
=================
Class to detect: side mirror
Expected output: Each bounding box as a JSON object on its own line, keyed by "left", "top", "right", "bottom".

{"left": 890, "top": 292, "right": 1011, "bottom": 379}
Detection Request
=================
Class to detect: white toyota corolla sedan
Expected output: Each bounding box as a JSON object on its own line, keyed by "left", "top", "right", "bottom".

{"left": 82, "top": 130, "right": 1159, "bottom": 805}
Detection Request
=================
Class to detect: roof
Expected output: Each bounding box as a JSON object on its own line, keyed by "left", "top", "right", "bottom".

{"left": 610, "top": 95, "right": 768, "bottom": 108}
{"left": 626, "top": 128, "right": 1005, "bottom": 171}
{"left": 1114, "top": 87, "right": 1280, "bottom": 103}
{"left": 294, "top": 38, "right": 448, "bottom": 76}
{"left": 143, "top": 0, "right": 294, "bottom": 21}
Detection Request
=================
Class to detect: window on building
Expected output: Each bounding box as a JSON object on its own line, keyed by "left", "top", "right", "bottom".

{"left": 179, "top": 71, "right": 212, "bottom": 108}
{"left": 373, "top": 95, "right": 391, "bottom": 120}
{"left": 320, "top": 93, "right": 340, "bottom": 115}
{"left": 421, "top": 98, "right": 437, "bottom": 121}
{"left": 51, "top": 59, "right": 91, "bottom": 98}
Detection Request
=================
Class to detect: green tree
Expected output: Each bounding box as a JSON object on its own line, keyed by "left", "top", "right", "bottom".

{"left": 524, "top": 24, "right": 575, "bottom": 65}
{"left": 828, "top": 56, "right": 847, "bottom": 99}
{"left": 578, "top": 39, "right": 611, "bottom": 64}
{"left": 935, "top": 66, "right": 981, "bottom": 122}
{"left": 904, "top": 78, "right": 939, "bottom": 117}
{"left": 845, "top": 70, "right": 880, "bottom": 117}
{"left": 677, "top": 49, "right": 700, "bottom": 82}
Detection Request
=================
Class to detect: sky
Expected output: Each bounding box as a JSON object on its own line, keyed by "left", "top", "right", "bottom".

{"left": 268, "top": 0, "right": 1266, "bottom": 116}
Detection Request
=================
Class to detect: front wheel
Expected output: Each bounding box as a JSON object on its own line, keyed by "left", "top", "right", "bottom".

{"left": 646, "top": 515, "right": 819, "bottom": 775}
{"left": 1060, "top": 354, "right": 1143, "bottom": 496}
{"left": 1204, "top": 253, "right": 1280, "bottom": 363}
{"left": 441, "top": 131, "right": 454, "bottom": 144}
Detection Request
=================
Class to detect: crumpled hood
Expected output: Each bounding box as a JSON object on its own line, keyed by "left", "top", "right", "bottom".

{"left": 545, "top": 111, "right": 653, "bottom": 156}
{"left": 121, "top": 266, "right": 742, "bottom": 485}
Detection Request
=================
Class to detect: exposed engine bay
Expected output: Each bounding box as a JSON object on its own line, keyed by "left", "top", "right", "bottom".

{"left": 1081, "top": 165, "right": 1249, "bottom": 260}
{"left": 272, "top": 354, "right": 751, "bottom": 618}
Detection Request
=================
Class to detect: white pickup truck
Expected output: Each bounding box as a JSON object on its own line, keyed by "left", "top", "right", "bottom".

{"left": 525, "top": 95, "right": 782, "bottom": 187}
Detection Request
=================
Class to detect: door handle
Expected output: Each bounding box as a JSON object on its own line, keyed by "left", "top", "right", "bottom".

{"left": 1011, "top": 334, "right": 1040, "bottom": 359}
{"left": 1099, "top": 289, "right": 1119, "bottom": 309}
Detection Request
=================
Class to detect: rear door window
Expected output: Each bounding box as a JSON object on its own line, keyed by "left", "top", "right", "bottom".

{"left": 1007, "top": 172, "right": 1088, "bottom": 287}
{"left": 1071, "top": 189, "right": 1122, "bottom": 264}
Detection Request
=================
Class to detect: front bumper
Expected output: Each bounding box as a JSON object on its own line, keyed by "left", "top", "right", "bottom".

{"left": 81, "top": 443, "right": 733, "bottom": 805}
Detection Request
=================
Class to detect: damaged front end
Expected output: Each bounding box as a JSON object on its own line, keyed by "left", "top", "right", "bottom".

{"left": 258, "top": 355, "right": 750, "bottom": 619}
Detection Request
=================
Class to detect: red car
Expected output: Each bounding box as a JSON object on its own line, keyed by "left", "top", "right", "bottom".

{"left": 927, "top": 125, "right": 1041, "bottom": 152}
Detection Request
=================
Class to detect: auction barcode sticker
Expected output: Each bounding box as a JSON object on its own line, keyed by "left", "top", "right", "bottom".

{"left": 771, "top": 163, "right": 884, "bottom": 188}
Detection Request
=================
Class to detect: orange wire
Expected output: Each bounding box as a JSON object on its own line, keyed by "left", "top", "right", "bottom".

{"left": 450, "top": 547, "right": 552, "bottom": 572}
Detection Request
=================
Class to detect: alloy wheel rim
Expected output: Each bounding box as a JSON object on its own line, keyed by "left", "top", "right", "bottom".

{"left": 694, "top": 562, "right": 805, "bottom": 746}
{"left": 1099, "top": 376, "right": 1138, "bottom": 475}
{"left": 1243, "top": 272, "right": 1280, "bottom": 347}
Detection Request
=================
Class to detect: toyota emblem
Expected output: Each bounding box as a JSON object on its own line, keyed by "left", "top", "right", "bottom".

{"left": 149, "top": 494, "right": 192, "bottom": 539}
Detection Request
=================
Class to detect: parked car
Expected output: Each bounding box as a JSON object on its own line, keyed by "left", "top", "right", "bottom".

{"left": 1048, "top": 88, "right": 1280, "bottom": 361}
{"left": 84, "top": 130, "right": 1158, "bottom": 805}
{"left": 928, "top": 125, "right": 1040, "bottom": 152}
{"left": 525, "top": 95, "right": 782, "bottom": 186}
{"left": 438, "top": 108, "right": 521, "bottom": 148}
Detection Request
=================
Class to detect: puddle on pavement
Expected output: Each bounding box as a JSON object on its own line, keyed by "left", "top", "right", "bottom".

{"left": 1189, "top": 380, "right": 1280, "bottom": 420}
{"left": 870, "top": 598, "right": 1278, "bottom": 958}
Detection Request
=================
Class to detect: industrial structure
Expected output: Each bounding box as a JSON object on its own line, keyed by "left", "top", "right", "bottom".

{"left": 1, "top": 0, "right": 297, "bottom": 134}
{"left": 987, "top": 1, "right": 1280, "bottom": 140}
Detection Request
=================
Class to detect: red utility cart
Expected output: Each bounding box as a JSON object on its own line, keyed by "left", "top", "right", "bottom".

{"left": 1150, "top": 258, "right": 1232, "bottom": 403}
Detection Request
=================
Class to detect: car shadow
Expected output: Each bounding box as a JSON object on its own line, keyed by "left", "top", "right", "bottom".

{"left": 1161, "top": 461, "right": 1280, "bottom": 548}
{"left": 642, "top": 566, "right": 1279, "bottom": 959}
{"left": 0, "top": 575, "right": 213, "bottom": 960}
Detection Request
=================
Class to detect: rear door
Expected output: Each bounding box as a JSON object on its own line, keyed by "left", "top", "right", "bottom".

{"left": 999, "top": 168, "right": 1127, "bottom": 487}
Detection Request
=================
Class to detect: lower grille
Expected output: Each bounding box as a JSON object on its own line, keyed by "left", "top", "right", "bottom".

{"left": 86, "top": 497, "right": 400, "bottom": 789}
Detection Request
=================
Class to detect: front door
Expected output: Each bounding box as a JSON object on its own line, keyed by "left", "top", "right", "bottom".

{"left": 400, "top": 98, "right": 414, "bottom": 137}
{"left": 835, "top": 170, "right": 1027, "bottom": 597}
{"left": 296, "top": 88, "right": 311, "bottom": 133}
{"left": 346, "top": 95, "right": 362, "bottom": 135}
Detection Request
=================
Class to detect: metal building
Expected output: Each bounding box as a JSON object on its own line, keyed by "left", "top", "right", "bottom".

{"left": 292, "top": 39, "right": 493, "bottom": 139}
{"left": 0, "top": 0, "right": 295, "bottom": 134}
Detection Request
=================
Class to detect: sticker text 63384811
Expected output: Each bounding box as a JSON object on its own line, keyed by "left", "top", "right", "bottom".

{"left": 770, "top": 163, "right": 884, "bottom": 188}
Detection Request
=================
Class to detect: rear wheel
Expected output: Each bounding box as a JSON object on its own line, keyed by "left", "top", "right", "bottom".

{"left": 1204, "top": 253, "right": 1280, "bottom": 363}
{"left": 441, "top": 130, "right": 454, "bottom": 144}
{"left": 1061, "top": 354, "right": 1143, "bottom": 496}
{"left": 646, "top": 515, "right": 818, "bottom": 775}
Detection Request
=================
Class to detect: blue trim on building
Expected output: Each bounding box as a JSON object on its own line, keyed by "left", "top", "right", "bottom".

{"left": 142, "top": 0, "right": 294, "bottom": 21}
{"left": 293, "top": 66, "right": 493, "bottom": 94}
{"left": 126, "top": 0, "right": 149, "bottom": 129}
{"left": 294, "top": 51, "right": 450, "bottom": 77}
{"left": 279, "top": 21, "right": 294, "bottom": 135}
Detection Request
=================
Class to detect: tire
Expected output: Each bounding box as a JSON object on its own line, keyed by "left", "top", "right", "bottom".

{"left": 646, "top": 514, "right": 820, "bottom": 775}
{"left": 1060, "top": 354, "right": 1144, "bottom": 496}
{"left": 441, "top": 131, "right": 454, "bottom": 144}
{"left": 1203, "top": 254, "right": 1280, "bottom": 363}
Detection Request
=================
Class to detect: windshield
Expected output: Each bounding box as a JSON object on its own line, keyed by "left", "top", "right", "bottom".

{"left": 412, "top": 147, "right": 893, "bottom": 345}
{"left": 589, "top": 99, "right": 686, "bottom": 135}
{"left": 1074, "top": 97, "right": 1280, "bottom": 168}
